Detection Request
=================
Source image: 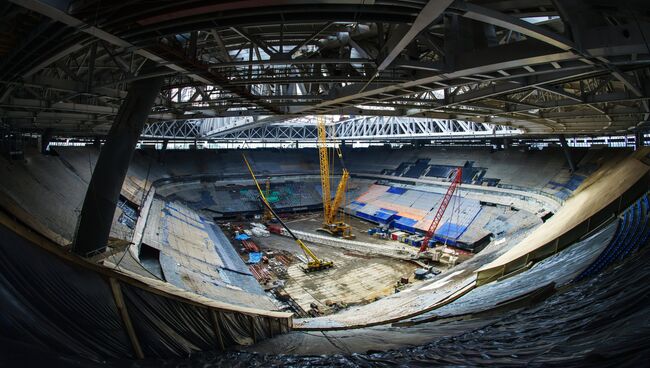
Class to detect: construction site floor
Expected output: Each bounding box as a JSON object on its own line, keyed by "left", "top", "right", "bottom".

{"left": 250, "top": 215, "right": 419, "bottom": 315}
{"left": 283, "top": 212, "right": 404, "bottom": 247}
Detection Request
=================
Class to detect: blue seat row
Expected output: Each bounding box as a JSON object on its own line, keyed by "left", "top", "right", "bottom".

{"left": 574, "top": 193, "right": 650, "bottom": 282}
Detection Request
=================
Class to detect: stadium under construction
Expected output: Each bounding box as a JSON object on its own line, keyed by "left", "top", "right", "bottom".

{"left": 1, "top": 1, "right": 650, "bottom": 366}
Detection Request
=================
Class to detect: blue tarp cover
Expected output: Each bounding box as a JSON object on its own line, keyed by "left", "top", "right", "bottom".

{"left": 374, "top": 212, "right": 394, "bottom": 222}
{"left": 374, "top": 208, "right": 398, "bottom": 223}
{"left": 356, "top": 211, "right": 374, "bottom": 221}
{"left": 248, "top": 252, "right": 262, "bottom": 264}
{"left": 393, "top": 216, "right": 418, "bottom": 232}
{"left": 356, "top": 209, "right": 395, "bottom": 224}
{"left": 379, "top": 208, "right": 398, "bottom": 214}
{"left": 387, "top": 187, "right": 407, "bottom": 195}
{"left": 435, "top": 222, "right": 468, "bottom": 240}
{"left": 235, "top": 234, "right": 250, "bottom": 241}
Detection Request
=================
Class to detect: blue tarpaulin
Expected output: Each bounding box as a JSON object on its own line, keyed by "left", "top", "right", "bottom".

{"left": 235, "top": 233, "right": 250, "bottom": 241}
{"left": 356, "top": 208, "right": 396, "bottom": 224}
{"left": 356, "top": 211, "right": 374, "bottom": 222}
{"left": 375, "top": 208, "right": 398, "bottom": 223}
{"left": 435, "top": 222, "right": 468, "bottom": 241}
{"left": 248, "top": 252, "right": 262, "bottom": 264}
{"left": 393, "top": 216, "right": 418, "bottom": 232}
{"left": 387, "top": 187, "right": 407, "bottom": 195}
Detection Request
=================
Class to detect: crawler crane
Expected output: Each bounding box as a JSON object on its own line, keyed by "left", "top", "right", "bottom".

{"left": 316, "top": 116, "right": 354, "bottom": 239}
{"left": 243, "top": 154, "right": 333, "bottom": 272}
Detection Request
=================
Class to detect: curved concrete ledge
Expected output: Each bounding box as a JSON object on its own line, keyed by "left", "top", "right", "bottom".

{"left": 476, "top": 149, "right": 650, "bottom": 285}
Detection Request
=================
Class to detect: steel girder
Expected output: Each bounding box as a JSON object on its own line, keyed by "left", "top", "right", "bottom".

{"left": 141, "top": 116, "right": 521, "bottom": 141}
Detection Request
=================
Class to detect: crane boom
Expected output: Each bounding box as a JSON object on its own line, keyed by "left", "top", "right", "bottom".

{"left": 328, "top": 168, "right": 349, "bottom": 223}
{"left": 243, "top": 154, "right": 333, "bottom": 272}
{"left": 419, "top": 167, "right": 463, "bottom": 253}
{"left": 316, "top": 116, "right": 354, "bottom": 238}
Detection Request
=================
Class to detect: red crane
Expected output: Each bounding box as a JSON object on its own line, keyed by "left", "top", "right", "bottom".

{"left": 419, "top": 167, "right": 463, "bottom": 253}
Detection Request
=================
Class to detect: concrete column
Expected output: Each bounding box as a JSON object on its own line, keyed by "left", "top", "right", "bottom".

{"left": 635, "top": 130, "right": 645, "bottom": 150}
{"left": 73, "top": 74, "right": 165, "bottom": 256}
{"left": 158, "top": 138, "right": 168, "bottom": 162}
{"left": 502, "top": 137, "right": 510, "bottom": 150}
{"left": 559, "top": 135, "right": 577, "bottom": 172}
{"left": 40, "top": 128, "right": 52, "bottom": 154}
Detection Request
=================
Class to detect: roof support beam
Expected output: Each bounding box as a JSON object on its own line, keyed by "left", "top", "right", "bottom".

{"left": 10, "top": 0, "right": 213, "bottom": 84}
{"left": 289, "top": 22, "right": 333, "bottom": 56}
{"left": 377, "top": 0, "right": 454, "bottom": 71}
{"left": 209, "top": 29, "right": 233, "bottom": 62}
{"left": 611, "top": 70, "right": 643, "bottom": 97}
{"left": 230, "top": 27, "right": 276, "bottom": 56}
{"left": 535, "top": 85, "right": 582, "bottom": 102}
{"left": 454, "top": 1, "right": 576, "bottom": 51}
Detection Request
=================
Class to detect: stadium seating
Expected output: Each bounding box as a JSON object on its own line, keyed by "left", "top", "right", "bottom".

{"left": 575, "top": 193, "right": 650, "bottom": 281}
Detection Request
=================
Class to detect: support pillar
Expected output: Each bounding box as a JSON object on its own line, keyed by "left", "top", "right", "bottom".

{"left": 502, "top": 137, "right": 510, "bottom": 150}
{"left": 73, "top": 74, "right": 164, "bottom": 256}
{"left": 158, "top": 138, "right": 168, "bottom": 162}
{"left": 635, "top": 130, "right": 645, "bottom": 150}
{"left": 559, "top": 135, "right": 577, "bottom": 172}
{"left": 40, "top": 128, "right": 52, "bottom": 154}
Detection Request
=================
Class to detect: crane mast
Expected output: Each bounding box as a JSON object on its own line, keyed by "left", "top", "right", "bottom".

{"left": 328, "top": 169, "right": 349, "bottom": 223}
{"left": 419, "top": 167, "right": 463, "bottom": 253}
{"left": 317, "top": 117, "right": 331, "bottom": 221}
{"left": 316, "top": 116, "right": 353, "bottom": 238}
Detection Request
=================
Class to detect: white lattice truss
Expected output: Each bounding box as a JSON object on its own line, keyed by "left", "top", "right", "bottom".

{"left": 141, "top": 116, "right": 522, "bottom": 141}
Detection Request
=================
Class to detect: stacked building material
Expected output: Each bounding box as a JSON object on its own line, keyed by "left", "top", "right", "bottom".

{"left": 242, "top": 239, "right": 260, "bottom": 252}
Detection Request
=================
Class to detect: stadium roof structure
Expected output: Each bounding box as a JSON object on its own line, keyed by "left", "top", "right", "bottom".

{"left": 2, "top": 0, "right": 650, "bottom": 137}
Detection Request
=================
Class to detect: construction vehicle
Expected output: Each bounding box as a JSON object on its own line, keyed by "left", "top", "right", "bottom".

{"left": 243, "top": 154, "right": 334, "bottom": 273}
{"left": 316, "top": 116, "right": 354, "bottom": 239}
{"left": 419, "top": 167, "right": 463, "bottom": 254}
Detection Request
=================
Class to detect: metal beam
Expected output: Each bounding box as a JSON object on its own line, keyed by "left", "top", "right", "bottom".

{"left": 289, "top": 22, "right": 333, "bottom": 56}
{"left": 11, "top": 0, "right": 215, "bottom": 85}
{"left": 144, "top": 116, "right": 521, "bottom": 141}
{"left": 377, "top": 0, "right": 454, "bottom": 71}
{"left": 209, "top": 58, "right": 373, "bottom": 68}
{"left": 230, "top": 27, "right": 276, "bottom": 56}
{"left": 535, "top": 85, "right": 582, "bottom": 102}
{"left": 455, "top": 2, "right": 576, "bottom": 51}
{"left": 209, "top": 29, "right": 233, "bottom": 62}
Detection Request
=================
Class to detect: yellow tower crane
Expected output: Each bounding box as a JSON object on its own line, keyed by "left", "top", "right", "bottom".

{"left": 316, "top": 116, "right": 354, "bottom": 239}
{"left": 243, "top": 154, "right": 333, "bottom": 272}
